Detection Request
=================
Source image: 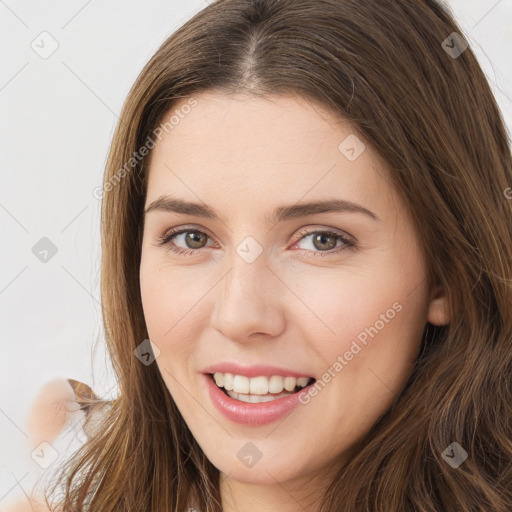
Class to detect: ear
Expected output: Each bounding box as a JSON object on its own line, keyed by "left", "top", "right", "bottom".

{"left": 427, "top": 285, "right": 450, "bottom": 326}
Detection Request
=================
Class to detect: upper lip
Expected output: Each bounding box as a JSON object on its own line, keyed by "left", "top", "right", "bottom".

{"left": 202, "top": 362, "right": 315, "bottom": 379}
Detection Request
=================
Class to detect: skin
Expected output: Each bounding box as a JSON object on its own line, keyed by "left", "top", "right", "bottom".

{"left": 139, "top": 91, "right": 450, "bottom": 511}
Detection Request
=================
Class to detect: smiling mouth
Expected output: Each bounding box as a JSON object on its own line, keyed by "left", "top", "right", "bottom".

{"left": 208, "top": 372, "right": 315, "bottom": 403}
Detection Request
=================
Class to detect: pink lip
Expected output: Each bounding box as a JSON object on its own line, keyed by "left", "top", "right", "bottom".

{"left": 201, "top": 362, "right": 314, "bottom": 379}
{"left": 204, "top": 374, "right": 313, "bottom": 426}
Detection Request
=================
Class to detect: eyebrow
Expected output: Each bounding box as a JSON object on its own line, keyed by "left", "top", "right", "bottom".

{"left": 143, "top": 195, "right": 380, "bottom": 223}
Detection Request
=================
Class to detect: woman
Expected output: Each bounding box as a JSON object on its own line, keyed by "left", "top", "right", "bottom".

{"left": 45, "top": 0, "right": 512, "bottom": 510}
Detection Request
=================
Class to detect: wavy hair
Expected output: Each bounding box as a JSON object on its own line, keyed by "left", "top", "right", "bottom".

{"left": 46, "top": 0, "right": 512, "bottom": 510}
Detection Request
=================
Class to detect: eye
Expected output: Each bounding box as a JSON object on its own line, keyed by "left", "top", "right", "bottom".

{"left": 291, "top": 228, "right": 356, "bottom": 256}
{"left": 156, "top": 227, "right": 214, "bottom": 256}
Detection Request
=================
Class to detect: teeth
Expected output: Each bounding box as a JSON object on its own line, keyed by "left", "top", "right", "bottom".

{"left": 250, "top": 376, "right": 268, "bottom": 395}
{"left": 283, "top": 376, "right": 295, "bottom": 392}
{"left": 297, "top": 377, "right": 310, "bottom": 388}
{"left": 223, "top": 373, "right": 234, "bottom": 391}
{"left": 269, "top": 375, "right": 283, "bottom": 393}
{"left": 213, "top": 373, "right": 223, "bottom": 387}
{"left": 212, "top": 372, "right": 312, "bottom": 395}
{"left": 233, "top": 375, "right": 249, "bottom": 394}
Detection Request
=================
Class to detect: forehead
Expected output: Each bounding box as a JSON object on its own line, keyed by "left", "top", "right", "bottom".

{"left": 145, "top": 91, "right": 394, "bottom": 218}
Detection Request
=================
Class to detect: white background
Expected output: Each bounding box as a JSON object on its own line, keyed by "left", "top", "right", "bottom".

{"left": 1, "top": 0, "right": 511, "bottom": 505}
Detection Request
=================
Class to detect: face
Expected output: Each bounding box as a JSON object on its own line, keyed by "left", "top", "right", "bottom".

{"left": 139, "top": 91, "right": 448, "bottom": 493}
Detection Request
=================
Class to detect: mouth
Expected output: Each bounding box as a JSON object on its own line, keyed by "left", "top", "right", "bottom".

{"left": 208, "top": 372, "right": 316, "bottom": 404}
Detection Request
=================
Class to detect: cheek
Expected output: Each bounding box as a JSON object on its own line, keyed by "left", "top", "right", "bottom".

{"left": 290, "top": 273, "right": 426, "bottom": 447}
{"left": 139, "top": 261, "right": 216, "bottom": 432}
{"left": 288, "top": 263, "right": 410, "bottom": 340}
{"left": 139, "top": 260, "right": 210, "bottom": 367}
{"left": 291, "top": 258, "right": 427, "bottom": 392}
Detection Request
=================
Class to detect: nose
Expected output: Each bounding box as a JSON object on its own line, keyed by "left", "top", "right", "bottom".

{"left": 209, "top": 252, "right": 286, "bottom": 343}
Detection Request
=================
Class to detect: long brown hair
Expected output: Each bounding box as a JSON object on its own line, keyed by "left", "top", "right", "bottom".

{"left": 46, "top": 0, "right": 512, "bottom": 510}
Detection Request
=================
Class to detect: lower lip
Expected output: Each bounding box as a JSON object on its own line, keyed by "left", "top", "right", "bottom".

{"left": 204, "top": 374, "right": 312, "bottom": 426}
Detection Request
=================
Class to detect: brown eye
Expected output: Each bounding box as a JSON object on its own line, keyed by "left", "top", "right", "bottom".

{"left": 311, "top": 232, "right": 338, "bottom": 251}
{"left": 183, "top": 231, "right": 208, "bottom": 249}
{"left": 293, "top": 228, "right": 356, "bottom": 256}
{"left": 157, "top": 228, "right": 213, "bottom": 255}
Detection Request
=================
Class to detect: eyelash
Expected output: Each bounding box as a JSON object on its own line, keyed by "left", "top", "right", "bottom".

{"left": 156, "top": 226, "right": 356, "bottom": 257}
